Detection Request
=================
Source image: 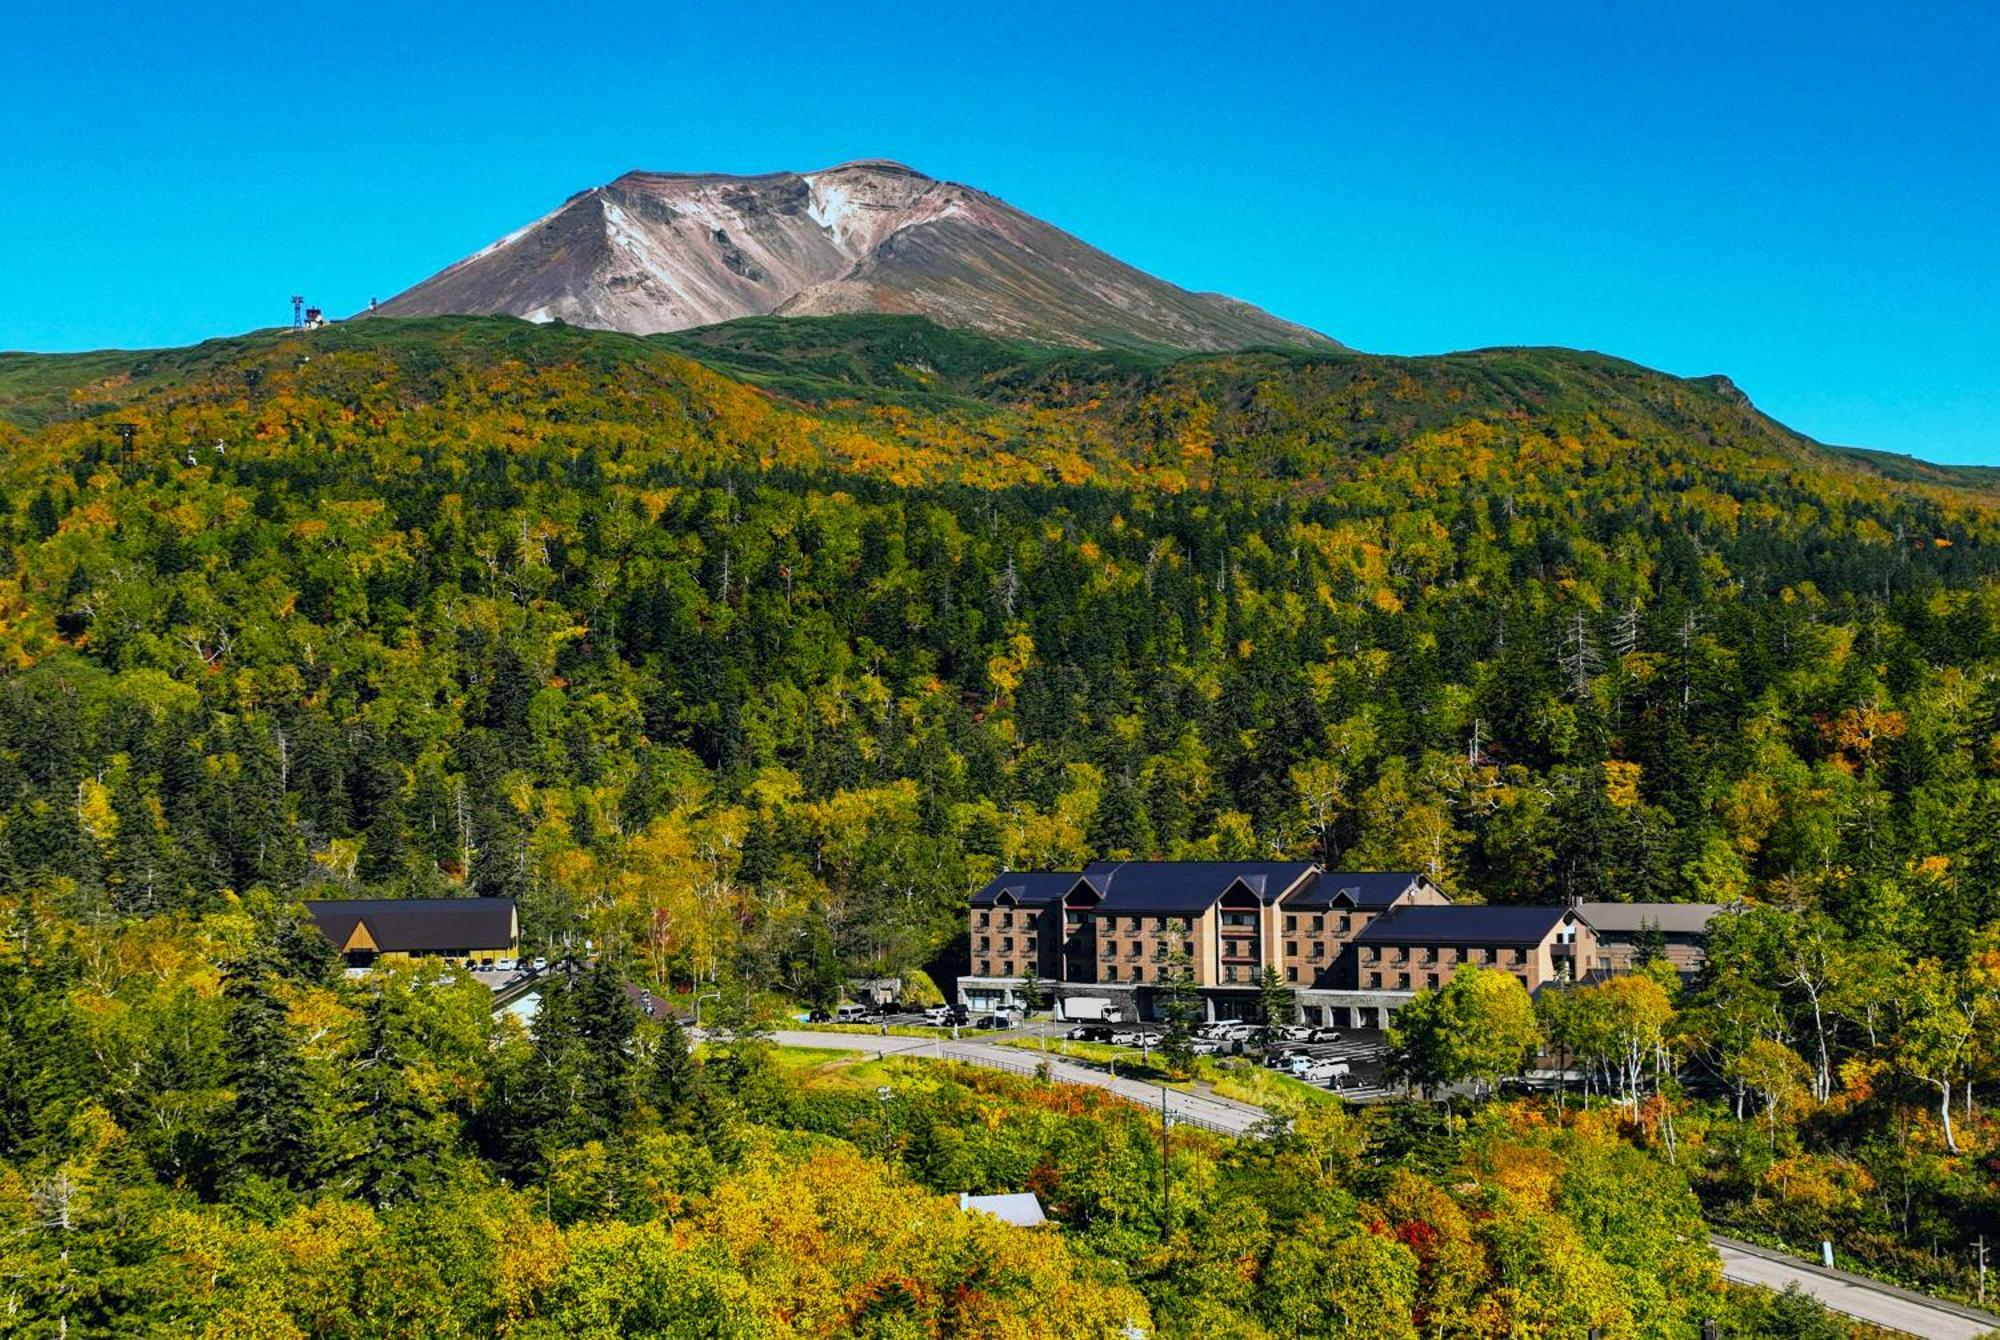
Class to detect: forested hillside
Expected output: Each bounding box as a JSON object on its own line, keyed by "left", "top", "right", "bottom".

{"left": 1, "top": 313, "right": 1999, "bottom": 1328}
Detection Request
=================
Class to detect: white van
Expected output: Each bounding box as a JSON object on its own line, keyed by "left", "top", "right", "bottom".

{"left": 835, "top": 1004, "right": 871, "bottom": 1023}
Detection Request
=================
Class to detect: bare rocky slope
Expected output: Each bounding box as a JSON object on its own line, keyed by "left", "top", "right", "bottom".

{"left": 369, "top": 160, "right": 1339, "bottom": 352}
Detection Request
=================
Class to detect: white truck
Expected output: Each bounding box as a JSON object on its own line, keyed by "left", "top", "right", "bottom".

{"left": 1058, "top": 996, "right": 1124, "bottom": 1023}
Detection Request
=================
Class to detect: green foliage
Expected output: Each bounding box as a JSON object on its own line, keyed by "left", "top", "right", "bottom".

{"left": 1158, "top": 950, "right": 1200, "bottom": 1077}
{"left": 2, "top": 313, "right": 2000, "bottom": 1318}
{"left": 1387, "top": 965, "right": 1541, "bottom": 1097}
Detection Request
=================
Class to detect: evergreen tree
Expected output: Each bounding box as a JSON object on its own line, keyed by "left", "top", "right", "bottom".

{"left": 1257, "top": 965, "right": 1294, "bottom": 1045}
{"left": 1632, "top": 918, "right": 1668, "bottom": 969}
{"left": 1017, "top": 962, "right": 1047, "bottom": 1017}
{"left": 648, "top": 1016, "right": 701, "bottom": 1124}
{"left": 1158, "top": 951, "right": 1200, "bottom": 1078}
{"left": 218, "top": 947, "right": 316, "bottom": 1191}
{"left": 574, "top": 957, "right": 639, "bottom": 1135}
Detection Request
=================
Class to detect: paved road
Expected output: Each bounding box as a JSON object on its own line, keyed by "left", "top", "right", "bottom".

{"left": 1713, "top": 1235, "right": 2000, "bottom": 1339}
{"left": 771, "top": 1027, "right": 2000, "bottom": 1339}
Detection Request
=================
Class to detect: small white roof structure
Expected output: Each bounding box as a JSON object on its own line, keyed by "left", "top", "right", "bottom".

{"left": 958, "top": 1192, "right": 1046, "bottom": 1227}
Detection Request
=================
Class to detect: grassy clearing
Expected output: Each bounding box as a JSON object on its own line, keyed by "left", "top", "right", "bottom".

{"left": 789, "top": 1021, "right": 959, "bottom": 1039}
{"left": 1209, "top": 1064, "right": 1342, "bottom": 1108}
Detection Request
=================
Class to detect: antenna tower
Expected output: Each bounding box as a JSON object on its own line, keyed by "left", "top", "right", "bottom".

{"left": 290, "top": 295, "right": 305, "bottom": 330}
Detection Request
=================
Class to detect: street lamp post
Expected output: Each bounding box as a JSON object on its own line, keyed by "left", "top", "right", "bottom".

{"left": 693, "top": 990, "right": 722, "bottom": 1033}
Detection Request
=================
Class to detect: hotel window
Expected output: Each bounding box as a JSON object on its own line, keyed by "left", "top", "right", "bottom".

{"left": 1181, "top": 916, "right": 1195, "bottom": 931}
{"left": 1311, "top": 915, "right": 1324, "bottom": 933}
{"left": 1396, "top": 972, "right": 1411, "bottom": 989}
{"left": 1339, "top": 915, "right": 1352, "bottom": 933}
{"left": 1285, "top": 941, "right": 1298, "bottom": 957}
{"left": 1000, "top": 912, "right": 1013, "bottom": 928}
{"left": 1106, "top": 964, "right": 1118, "bottom": 981}
{"left": 978, "top": 935, "right": 989, "bottom": 950}
{"left": 1155, "top": 916, "right": 1169, "bottom": 931}
{"left": 1024, "top": 936, "right": 1036, "bottom": 952}
{"left": 1427, "top": 973, "right": 1439, "bottom": 989}
{"left": 1512, "top": 948, "right": 1527, "bottom": 965}
{"left": 1001, "top": 961, "right": 1014, "bottom": 976}
{"left": 1182, "top": 940, "right": 1194, "bottom": 956}
{"left": 1310, "top": 942, "right": 1324, "bottom": 958}
{"left": 1284, "top": 915, "right": 1296, "bottom": 932}
{"left": 978, "top": 960, "right": 991, "bottom": 975}
{"left": 1224, "top": 965, "right": 1238, "bottom": 983}
{"left": 1001, "top": 937, "right": 1013, "bottom": 952}
{"left": 1286, "top": 965, "right": 1298, "bottom": 982}
{"left": 1131, "top": 964, "right": 1145, "bottom": 982}
{"left": 1127, "top": 916, "right": 1141, "bottom": 932}
{"left": 1368, "top": 972, "right": 1382, "bottom": 989}
{"left": 977, "top": 912, "right": 990, "bottom": 927}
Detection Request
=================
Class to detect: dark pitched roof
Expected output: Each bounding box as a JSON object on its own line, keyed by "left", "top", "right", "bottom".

{"left": 1576, "top": 902, "right": 1725, "bottom": 936}
{"left": 970, "top": 872, "right": 1086, "bottom": 907}
{"left": 305, "top": 897, "right": 517, "bottom": 953}
{"left": 1285, "top": 871, "right": 1431, "bottom": 910}
{"left": 1084, "top": 861, "right": 1318, "bottom": 914}
{"left": 1353, "top": 904, "right": 1575, "bottom": 947}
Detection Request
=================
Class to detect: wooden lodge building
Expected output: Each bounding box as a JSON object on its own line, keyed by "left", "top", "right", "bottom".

{"left": 963, "top": 863, "right": 1718, "bottom": 1027}
{"left": 305, "top": 896, "right": 519, "bottom": 967}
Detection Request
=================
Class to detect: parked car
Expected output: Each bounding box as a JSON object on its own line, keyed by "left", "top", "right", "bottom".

{"left": 531, "top": 956, "right": 547, "bottom": 972}
{"left": 923, "top": 1005, "right": 960, "bottom": 1026}
{"left": 806, "top": 1007, "right": 833, "bottom": 1023}
{"left": 1305, "top": 1027, "right": 1344, "bottom": 1044}
{"left": 1109, "top": 1028, "right": 1145, "bottom": 1046}
{"left": 1265, "top": 1046, "right": 1310, "bottom": 1069}
{"left": 1299, "top": 1059, "right": 1350, "bottom": 1084}
{"left": 1189, "top": 1038, "right": 1221, "bottom": 1055}
{"left": 1279, "top": 1024, "right": 1319, "bottom": 1043}
{"left": 974, "top": 1013, "right": 1013, "bottom": 1030}
{"left": 1067, "top": 1024, "right": 1112, "bottom": 1042}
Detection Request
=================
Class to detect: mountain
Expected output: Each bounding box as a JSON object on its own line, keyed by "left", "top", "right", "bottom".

{"left": 368, "top": 160, "right": 1339, "bottom": 353}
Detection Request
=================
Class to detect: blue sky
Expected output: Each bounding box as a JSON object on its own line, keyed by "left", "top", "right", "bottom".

{"left": 3, "top": 2, "right": 1996, "bottom": 462}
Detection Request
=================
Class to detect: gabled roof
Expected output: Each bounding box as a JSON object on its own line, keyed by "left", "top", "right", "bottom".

{"left": 305, "top": 897, "right": 517, "bottom": 953}
{"left": 1353, "top": 904, "right": 1576, "bottom": 947}
{"left": 1084, "top": 861, "right": 1318, "bottom": 914}
{"left": 1285, "top": 871, "right": 1432, "bottom": 910}
{"left": 970, "top": 872, "right": 1086, "bottom": 908}
{"left": 1576, "top": 902, "right": 1725, "bottom": 936}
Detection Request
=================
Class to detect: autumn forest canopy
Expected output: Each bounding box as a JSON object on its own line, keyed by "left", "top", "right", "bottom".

{"left": 1, "top": 312, "right": 1999, "bottom": 1335}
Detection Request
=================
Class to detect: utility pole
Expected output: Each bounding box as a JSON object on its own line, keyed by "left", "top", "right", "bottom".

{"left": 1159, "top": 1084, "right": 1173, "bottom": 1242}
{"left": 1978, "top": 1234, "right": 1988, "bottom": 1306}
